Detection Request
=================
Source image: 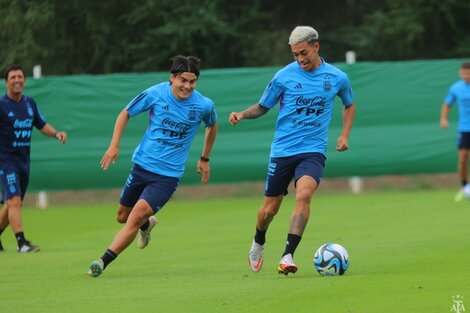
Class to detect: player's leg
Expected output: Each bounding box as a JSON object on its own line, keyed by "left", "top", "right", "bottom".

{"left": 0, "top": 171, "right": 11, "bottom": 251}
{"left": 278, "top": 153, "right": 325, "bottom": 275}
{"left": 118, "top": 164, "right": 163, "bottom": 247}
{"left": 248, "top": 195, "right": 284, "bottom": 272}
{"left": 0, "top": 204, "right": 8, "bottom": 251}
{"left": 455, "top": 133, "right": 470, "bottom": 201}
{"left": 458, "top": 148, "right": 469, "bottom": 186}
{"left": 6, "top": 196, "right": 40, "bottom": 253}
{"left": 249, "top": 157, "right": 294, "bottom": 272}
{"left": 116, "top": 204, "right": 132, "bottom": 224}
{"left": 136, "top": 175, "right": 178, "bottom": 249}
{"left": 1, "top": 167, "right": 38, "bottom": 253}
{"left": 109, "top": 199, "right": 154, "bottom": 255}
{"left": 88, "top": 199, "right": 154, "bottom": 277}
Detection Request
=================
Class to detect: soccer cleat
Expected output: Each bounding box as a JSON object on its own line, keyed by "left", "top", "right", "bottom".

{"left": 278, "top": 253, "right": 298, "bottom": 275}
{"left": 137, "top": 216, "right": 158, "bottom": 249}
{"left": 248, "top": 240, "right": 264, "bottom": 272}
{"left": 454, "top": 188, "right": 465, "bottom": 202}
{"left": 17, "top": 241, "right": 40, "bottom": 253}
{"left": 87, "top": 259, "right": 104, "bottom": 277}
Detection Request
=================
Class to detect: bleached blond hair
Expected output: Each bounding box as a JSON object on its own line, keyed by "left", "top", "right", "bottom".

{"left": 288, "top": 26, "right": 319, "bottom": 45}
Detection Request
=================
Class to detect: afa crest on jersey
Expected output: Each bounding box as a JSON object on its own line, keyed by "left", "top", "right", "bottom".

{"left": 188, "top": 108, "right": 196, "bottom": 121}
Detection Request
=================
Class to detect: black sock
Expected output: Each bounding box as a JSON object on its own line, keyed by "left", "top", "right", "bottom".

{"left": 462, "top": 181, "right": 467, "bottom": 187}
{"left": 254, "top": 228, "right": 266, "bottom": 245}
{"left": 100, "top": 249, "right": 117, "bottom": 269}
{"left": 15, "top": 232, "right": 27, "bottom": 247}
{"left": 282, "top": 233, "right": 302, "bottom": 257}
{"left": 140, "top": 220, "right": 150, "bottom": 231}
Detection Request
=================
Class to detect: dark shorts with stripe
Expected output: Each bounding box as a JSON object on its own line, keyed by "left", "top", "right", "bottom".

{"left": 457, "top": 132, "right": 470, "bottom": 149}
{"left": 120, "top": 164, "right": 180, "bottom": 213}
{"left": 264, "top": 152, "right": 326, "bottom": 197}
{"left": 0, "top": 162, "right": 30, "bottom": 204}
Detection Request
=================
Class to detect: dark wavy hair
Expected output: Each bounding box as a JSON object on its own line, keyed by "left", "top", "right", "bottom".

{"left": 4, "top": 64, "right": 25, "bottom": 81}
{"left": 169, "top": 55, "right": 201, "bottom": 78}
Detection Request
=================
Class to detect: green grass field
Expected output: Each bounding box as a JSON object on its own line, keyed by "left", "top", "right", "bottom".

{"left": 1, "top": 189, "right": 469, "bottom": 313}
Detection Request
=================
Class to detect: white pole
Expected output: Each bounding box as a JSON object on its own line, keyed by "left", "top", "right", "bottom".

{"left": 36, "top": 191, "right": 49, "bottom": 209}
{"left": 345, "top": 51, "right": 356, "bottom": 65}
{"left": 349, "top": 176, "right": 363, "bottom": 194}
{"left": 33, "top": 65, "right": 42, "bottom": 79}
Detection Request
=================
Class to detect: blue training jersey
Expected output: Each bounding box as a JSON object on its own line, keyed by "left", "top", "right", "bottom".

{"left": 444, "top": 80, "right": 470, "bottom": 132}
{"left": 0, "top": 95, "right": 47, "bottom": 164}
{"left": 259, "top": 58, "right": 354, "bottom": 158}
{"left": 125, "top": 82, "right": 217, "bottom": 178}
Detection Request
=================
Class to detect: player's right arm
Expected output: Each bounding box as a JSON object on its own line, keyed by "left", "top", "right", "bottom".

{"left": 101, "top": 108, "right": 130, "bottom": 170}
{"left": 440, "top": 103, "right": 451, "bottom": 129}
{"left": 229, "top": 103, "right": 269, "bottom": 125}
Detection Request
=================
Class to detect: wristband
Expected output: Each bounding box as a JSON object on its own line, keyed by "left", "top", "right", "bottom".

{"left": 200, "top": 156, "right": 210, "bottom": 162}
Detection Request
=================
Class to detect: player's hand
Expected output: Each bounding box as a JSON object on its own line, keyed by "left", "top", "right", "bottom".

{"left": 440, "top": 118, "right": 449, "bottom": 129}
{"left": 336, "top": 135, "right": 349, "bottom": 152}
{"left": 101, "top": 145, "right": 119, "bottom": 170}
{"left": 197, "top": 160, "right": 210, "bottom": 184}
{"left": 229, "top": 112, "right": 243, "bottom": 125}
{"left": 55, "top": 131, "right": 67, "bottom": 144}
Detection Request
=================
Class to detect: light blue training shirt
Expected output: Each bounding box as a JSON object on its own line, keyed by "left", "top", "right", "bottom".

{"left": 444, "top": 79, "right": 470, "bottom": 132}
{"left": 259, "top": 58, "right": 354, "bottom": 158}
{"left": 125, "top": 82, "right": 217, "bottom": 178}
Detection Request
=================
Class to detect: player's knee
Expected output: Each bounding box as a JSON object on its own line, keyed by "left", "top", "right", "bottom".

{"left": 116, "top": 212, "right": 128, "bottom": 223}
{"left": 262, "top": 205, "right": 279, "bottom": 218}
{"left": 295, "top": 188, "right": 313, "bottom": 205}
{"left": 6, "top": 197, "right": 22, "bottom": 211}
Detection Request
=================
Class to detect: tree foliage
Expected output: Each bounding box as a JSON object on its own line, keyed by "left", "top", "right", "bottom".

{"left": 0, "top": 0, "right": 468, "bottom": 75}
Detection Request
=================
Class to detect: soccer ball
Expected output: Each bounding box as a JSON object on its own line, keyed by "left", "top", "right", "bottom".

{"left": 314, "top": 243, "right": 350, "bottom": 276}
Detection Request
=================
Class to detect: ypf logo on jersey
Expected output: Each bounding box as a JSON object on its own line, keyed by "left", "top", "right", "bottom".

{"left": 295, "top": 96, "right": 326, "bottom": 117}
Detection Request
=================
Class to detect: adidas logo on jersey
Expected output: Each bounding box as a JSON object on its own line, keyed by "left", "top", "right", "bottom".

{"left": 294, "top": 83, "right": 302, "bottom": 89}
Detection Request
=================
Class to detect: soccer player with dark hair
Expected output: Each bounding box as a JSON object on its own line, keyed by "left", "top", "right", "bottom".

{"left": 88, "top": 55, "right": 218, "bottom": 277}
{"left": 0, "top": 64, "right": 67, "bottom": 253}
{"left": 440, "top": 62, "right": 470, "bottom": 201}
{"left": 229, "top": 26, "right": 355, "bottom": 275}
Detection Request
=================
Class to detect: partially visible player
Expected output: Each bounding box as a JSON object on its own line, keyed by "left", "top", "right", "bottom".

{"left": 440, "top": 62, "right": 470, "bottom": 201}
{"left": 229, "top": 26, "right": 355, "bottom": 275}
{"left": 87, "top": 55, "right": 218, "bottom": 277}
{"left": 0, "top": 64, "right": 67, "bottom": 253}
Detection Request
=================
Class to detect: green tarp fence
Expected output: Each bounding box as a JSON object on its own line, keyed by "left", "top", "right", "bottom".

{"left": 22, "top": 59, "right": 462, "bottom": 191}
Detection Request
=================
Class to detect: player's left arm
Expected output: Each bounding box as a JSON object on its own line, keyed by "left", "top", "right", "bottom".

{"left": 336, "top": 103, "right": 355, "bottom": 152}
{"left": 197, "top": 122, "right": 219, "bottom": 185}
{"left": 39, "top": 123, "right": 67, "bottom": 144}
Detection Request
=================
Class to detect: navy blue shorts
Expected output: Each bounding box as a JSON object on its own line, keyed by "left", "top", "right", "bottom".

{"left": 0, "top": 163, "right": 30, "bottom": 204}
{"left": 264, "top": 152, "right": 326, "bottom": 197}
{"left": 119, "top": 164, "right": 180, "bottom": 213}
{"left": 457, "top": 132, "right": 470, "bottom": 149}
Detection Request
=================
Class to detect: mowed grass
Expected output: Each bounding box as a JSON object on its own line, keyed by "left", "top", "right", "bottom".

{"left": 0, "top": 189, "right": 469, "bottom": 313}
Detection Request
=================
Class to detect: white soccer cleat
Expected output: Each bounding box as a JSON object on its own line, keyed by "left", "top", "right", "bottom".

{"left": 137, "top": 216, "right": 158, "bottom": 249}
{"left": 278, "top": 253, "right": 298, "bottom": 275}
{"left": 248, "top": 240, "right": 264, "bottom": 272}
